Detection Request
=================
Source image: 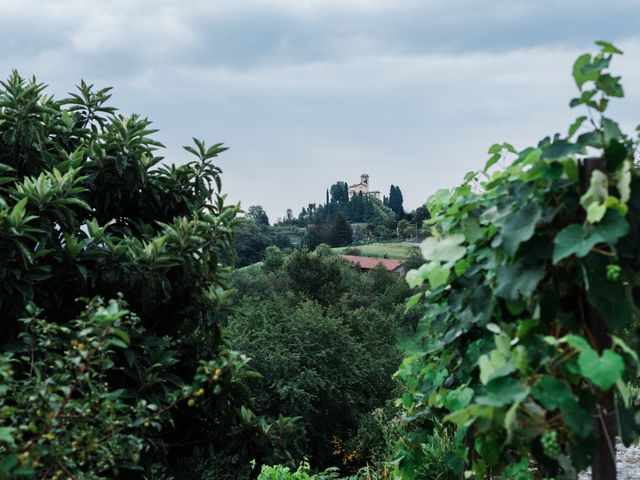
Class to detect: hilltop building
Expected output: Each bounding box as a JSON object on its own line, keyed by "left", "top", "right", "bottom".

{"left": 348, "top": 174, "right": 381, "bottom": 199}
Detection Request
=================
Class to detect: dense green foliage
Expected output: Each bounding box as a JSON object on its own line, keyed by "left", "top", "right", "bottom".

{"left": 383, "top": 185, "right": 404, "bottom": 217}
{"left": 0, "top": 299, "right": 247, "bottom": 479}
{"left": 282, "top": 182, "right": 399, "bottom": 247}
{"left": 330, "top": 182, "right": 349, "bottom": 204}
{"left": 396, "top": 42, "right": 640, "bottom": 479}
{"left": 256, "top": 461, "right": 393, "bottom": 480}
{"left": 247, "top": 205, "right": 270, "bottom": 226}
{"left": 281, "top": 181, "right": 427, "bottom": 248}
{"left": 0, "top": 73, "right": 290, "bottom": 478}
{"left": 227, "top": 250, "right": 411, "bottom": 471}
{"left": 234, "top": 217, "right": 293, "bottom": 267}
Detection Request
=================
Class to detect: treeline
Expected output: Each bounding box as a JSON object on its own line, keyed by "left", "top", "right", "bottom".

{"left": 281, "top": 182, "right": 430, "bottom": 248}
{"left": 234, "top": 205, "right": 293, "bottom": 267}
{"left": 284, "top": 181, "right": 399, "bottom": 228}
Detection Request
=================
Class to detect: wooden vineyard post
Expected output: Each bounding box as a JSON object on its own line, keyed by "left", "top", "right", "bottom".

{"left": 579, "top": 157, "right": 616, "bottom": 480}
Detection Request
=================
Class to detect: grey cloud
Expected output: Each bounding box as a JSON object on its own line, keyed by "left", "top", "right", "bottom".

{"left": 6, "top": 0, "right": 639, "bottom": 71}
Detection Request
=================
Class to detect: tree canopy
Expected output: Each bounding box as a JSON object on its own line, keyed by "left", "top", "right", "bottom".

{"left": 0, "top": 72, "right": 291, "bottom": 478}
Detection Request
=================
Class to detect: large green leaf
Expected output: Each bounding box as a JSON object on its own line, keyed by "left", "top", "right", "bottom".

{"left": 568, "top": 116, "right": 587, "bottom": 138}
{"left": 553, "top": 225, "right": 594, "bottom": 264}
{"left": 560, "top": 400, "right": 593, "bottom": 438}
{"left": 541, "top": 139, "right": 582, "bottom": 160}
{"left": 477, "top": 376, "right": 528, "bottom": 407}
{"left": 405, "top": 269, "right": 423, "bottom": 289}
{"left": 445, "top": 387, "right": 474, "bottom": 411}
{"left": 479, "top": 350, "right": 514, "bottom": 385}
{"left": 531, "top": 374, "right": 593, "bottom": 437}
{"left": 597, "top": 74, "right": 624, "bottom": 98}
{"left": 602, "top": 117, "right": 623, "bottom": 143}
{"left": 585, "top": 255, "right": 632, "bottom": 329}
{"left": 420, "top": 234, "right": 466, "bottom": 264}
{"left": 553, "top": 211, "right": 629, "bottom": 263}
{"left": 577, "top": 348, "right": 624, "bottom": 391}
{"left": 495, "top": 260, "right": 544, "bottom": 300}
{"left": 495, "top": 204, "right": 541, "bottom": 256}
{"left": 594, "top": 209, "right": 629, "bottom": 243}
{"left": 0, "top": 427, "right": 14, "bottom": 445}
{"left": 572, "top": 54, "right": 598, "bottom": 89}
{"left": 596, "top": 40, "right": 623, "bottom": 55}
{"left": 417, "top": 261, "right": 451, "bottom": 288}
{"left": 531, "top": 376, "right": 575, "bottom": 411}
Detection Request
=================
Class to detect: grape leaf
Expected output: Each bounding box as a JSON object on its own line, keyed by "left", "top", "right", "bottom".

{"left": 577, "top": 348, "right": 624, "bottom": 391}
{"left": 495, "top": 204, "right": 541, "bottom": 257}
{"left": 420, "top": 234, "right": 466, "bottom": 264}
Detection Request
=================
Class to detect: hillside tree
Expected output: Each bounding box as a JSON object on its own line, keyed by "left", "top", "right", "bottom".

{"left": 247, "top": 204, "right": 270, "bottom": 225}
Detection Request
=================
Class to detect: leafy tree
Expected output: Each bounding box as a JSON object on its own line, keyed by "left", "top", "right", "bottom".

{"left": 234, "top": 219, "right": 276, "bottom": 267}
{"left": 227, "top": 253, "right": 403, "bottom": 470}
{"left": 396, "top": 219, "right": 411, "bottom": 239}
{"left": 287, "top": 182, "right": 395, "bottom": 237}
{"left": 304, "top": 224, "right": 322, "bottom": 250}
{"left": 329, "top": 212, "right": 353, "bottom": 247}
{"left": 264, "top": 245, "right": 285, "bottom": 271}
{"left": 330, "top": 182, "right": 349, "bottom": 204}
{"left": 247, "top": 205, "right": 270, "bottom": 225}
{"left": 234, "top": 220, "right": 293, "bottom": 267}
{"left": 396, "top": 42, "right": 640, "bottom": 479}
{"left": 0, "top": 72, "right": 288, "bottom": 477}
{"left": 284, "top": 249, "right": 345, "bottom": 305}
{"left": 414, "top": 205, "right": 430, "bottom": 229}
{"left": 274, "top": 231, "right": 294, "bottom": 250}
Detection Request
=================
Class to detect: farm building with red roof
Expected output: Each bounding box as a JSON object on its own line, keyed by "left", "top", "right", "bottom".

{"left": 340, "top": 255, "right": 405, "bottom": 273}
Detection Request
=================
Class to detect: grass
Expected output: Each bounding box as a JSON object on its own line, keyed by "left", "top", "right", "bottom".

{"left": 332, "top": 242, "right": 419, "bottom": 260}
{"left": 237, "top": 261, "right": 264, "bottom": 272}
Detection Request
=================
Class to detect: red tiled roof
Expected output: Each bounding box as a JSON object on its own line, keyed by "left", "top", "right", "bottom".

{"left": 340, "top": 255, "right": 404, "bottom": 271}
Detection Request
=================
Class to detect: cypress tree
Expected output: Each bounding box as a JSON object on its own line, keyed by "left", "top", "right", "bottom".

{"left": 330, "top": 212, "right": 353, "bottom": 247}
{"left": 395, "top": 186, "right": 405, "bottom": 217}
{"left": 387, "top": 185, "right": 405, "bottom": 217}
{"left": 305, "top": 224, "right": 322, "bottom": 250}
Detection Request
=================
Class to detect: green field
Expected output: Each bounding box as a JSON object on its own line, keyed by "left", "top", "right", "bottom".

{"left": 332, "top": 242, "right": 419, "bottom": 260}
{"left": 273, "top": 226, "right": 305, "bottom": 246}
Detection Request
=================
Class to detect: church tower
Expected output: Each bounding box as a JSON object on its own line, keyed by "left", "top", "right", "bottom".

{"left": 361, "top": 174, "right": 369, "bottom": 189}
{"left": 349, "top": 173, "right": 378, "bottom": 199}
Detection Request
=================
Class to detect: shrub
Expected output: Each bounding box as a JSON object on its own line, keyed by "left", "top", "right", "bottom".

{"left": 0, "top": 298, "right": 241, "bottom": 478}
{"left": 257, "top": 463, "right": 340, "bottom": 480}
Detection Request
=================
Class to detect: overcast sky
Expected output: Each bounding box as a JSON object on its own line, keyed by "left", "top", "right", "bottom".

{"left": 2, "top": 1, "right": 640, "bottom": 220}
